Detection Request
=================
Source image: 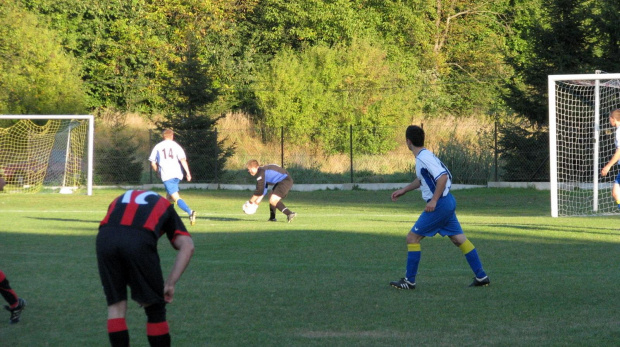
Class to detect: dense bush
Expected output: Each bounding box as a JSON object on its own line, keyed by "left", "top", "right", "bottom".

{"left": 94, "top": 123, "right": 143, "bottom": 184}
{"left": 498, "top": 124, "right": 549, "bottom": 182}
{"left": 436, "top": 129, "right": 494, "bottom": 185}
{"left": 0, "top": 2, "right": 87, "bottom": 114}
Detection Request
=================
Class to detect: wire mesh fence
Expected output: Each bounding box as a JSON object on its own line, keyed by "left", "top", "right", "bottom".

{"left": 93, "top": 120, "right": 549, "bottom": 186}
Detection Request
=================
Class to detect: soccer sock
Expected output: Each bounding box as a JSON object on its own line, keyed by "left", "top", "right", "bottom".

{"left": 176, "top": 199, "right": 192, "bottom": 215}
{"left": 269, "top": 204, "right": 277, "bottom": 219}
{"left": 107, "top": 318, "right": 130, "bottom": 347}
{"left": 405, "top": 243, "right": 421, "bottom": 283}
{"left": 147, "top": 322, "right": 171, "bottom": 347}
{"left": 459, "top": 239, "right": 487, "bottom": 279}
{"left": 275, "top": 201, "right": 292, "bottom": 216}
{"left": 0, "top": 270, "right": 19, "bottom": 308}
{"left": 145, "top": 303, "right": 170, "bottom": 347}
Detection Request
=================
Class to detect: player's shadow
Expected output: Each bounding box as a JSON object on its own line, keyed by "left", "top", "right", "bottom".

{"left": 470, "top": 222, "right": 620, "bottom": 237}
{"left": 27, "top": 216, "right": 99, "bottom": 223}
{"left": 199, "top": 216, "right": 243, "bottom": 222}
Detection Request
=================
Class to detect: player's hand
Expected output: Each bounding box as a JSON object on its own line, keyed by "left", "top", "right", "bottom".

{"left": 391, "top": 189, "right": 405, "bottom": 201}
{"left": 186, "top": 173, "right": 192, "bottom": 182}
{"left": 425, "top": 200, "right": 437, "bottom": 212}
{"left": 601, "top": 166, "right": 610, "bottom": 177}
{"left": 391, "top": 190, "right": 401, "bottom": 201}
{"left": 164, "top": 284, "right": 175, "bottom": 303}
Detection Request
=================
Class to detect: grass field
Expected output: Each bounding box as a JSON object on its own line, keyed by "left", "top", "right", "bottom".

{"left": 1, "top": 188, "right": 619, "bottom": 346}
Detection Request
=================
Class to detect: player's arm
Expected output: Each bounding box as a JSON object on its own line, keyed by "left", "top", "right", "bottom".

{"left": 148, "top": 147, "right": 159, "bottom": 172}
{"left": 180, "top": 158, "right": 192, "bottom": 181}
{"left": 164, "top": 235, "right": 194, "bottom": 303}
{"left": 425, "top": 174, "right": 448, "bottom": 212}
{"left": 249, "top": 169, "right": 266, "bottom": 204}
{"left": 150, "top": 161, "right": 158, "bottom": 172}
{"left": 601, "top": 148, "right": 620, "bottom": 176}
{"left": 249, "top": 194, "right": 264, "bottom": 204}
{"left": 391, "top": 178, "right": 421, "bottom": 201}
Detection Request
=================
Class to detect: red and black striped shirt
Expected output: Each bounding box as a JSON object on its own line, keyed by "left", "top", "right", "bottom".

{"left": 99, "top": 190, "right": 190, "bottom": 244}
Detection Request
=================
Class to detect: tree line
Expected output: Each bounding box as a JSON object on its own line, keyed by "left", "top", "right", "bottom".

{"left": 1, "top": 0, "right": 619, "bottom": 157}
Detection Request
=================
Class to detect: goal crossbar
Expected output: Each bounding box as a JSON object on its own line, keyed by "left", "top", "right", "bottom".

{"left": 0, "top": 115, "right": 94, "bottom": 195}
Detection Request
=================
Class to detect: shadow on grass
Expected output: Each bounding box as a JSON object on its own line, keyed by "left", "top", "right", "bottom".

{"left": 27, "top": 216, "right": 101, "bottom": 223}
{"left": 468, "top": 222, "right": 620, "bottom": 237}
{"left": 1, "top": 222, "right": 618, "bottom": 346}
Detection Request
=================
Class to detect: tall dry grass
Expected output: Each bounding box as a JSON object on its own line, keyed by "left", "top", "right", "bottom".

{"left": 215, "top": 112, "right": 495, "bottom": 178}
{"left": 92, "top": 110, "right": 496, "bottom": 184}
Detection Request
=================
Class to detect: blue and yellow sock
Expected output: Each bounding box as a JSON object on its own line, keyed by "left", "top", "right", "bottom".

{"left": 177, "top": 199, "right": 192, "bottom": 215}
{"left": 405, "top": 243, "right": 421, "bottom": 282}
{"left": 459, "top": 239, "right": 487, "bottom": 279}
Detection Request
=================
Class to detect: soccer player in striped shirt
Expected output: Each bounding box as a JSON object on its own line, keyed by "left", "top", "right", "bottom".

{"left": 389, "top": 125, "right": 489, "bottom": 289}
{"left": 246, "top": 159, "right": 297, "bottom": 223}
{"left": 97, "top": 190, "right": 194, "bottom": 347}
{"left": 149, "top": 129, "right": 197, "bottom": 226}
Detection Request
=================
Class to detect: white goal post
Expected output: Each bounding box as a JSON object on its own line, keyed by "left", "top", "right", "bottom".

{"left": 0, "top": 115, "right": 94, "bottom": 195}
{"left": 549, "top": 73, "right": 620, "bottom": 217}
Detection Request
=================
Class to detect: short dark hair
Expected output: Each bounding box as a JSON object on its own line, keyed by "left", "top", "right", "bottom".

{"left": 406, "top": 125, "right": 424, "bottom": 147}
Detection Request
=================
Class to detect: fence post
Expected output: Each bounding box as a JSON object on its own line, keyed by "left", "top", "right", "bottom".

{"left": 214, "top": 128, "right": 219, "bottom": 184}
{"left": 494, "top": 120, "right": 498, "bottom": 182}
{"left": 350, "top": 124, "right": 353, "bottom": 183}
{"left": 149, "top": 129, "right": 153, "bottom": 184}
{"left": 281, "top": 126, "right": 284, "bottom": 168}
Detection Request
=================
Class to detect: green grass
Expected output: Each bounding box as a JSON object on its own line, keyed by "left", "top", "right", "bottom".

{"left": 1, "top": 188, "right": 619, "bottom": 346}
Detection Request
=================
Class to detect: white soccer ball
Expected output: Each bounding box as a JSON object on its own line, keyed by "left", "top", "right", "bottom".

{"left": 242, "top": 201, "right": 258, "bottom": 215}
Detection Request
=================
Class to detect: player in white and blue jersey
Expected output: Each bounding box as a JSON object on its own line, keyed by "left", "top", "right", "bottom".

{"left": 389, "top": 125, "right": 489, "bottom": 289}
{"left": 600, "top": 109, "right": 620, "bottom": 209}
{"left": 149, "top": 129, "right": 196, "bottom": 226}
{"left": 246, "top": 159, "right": 296, "bottom": 223}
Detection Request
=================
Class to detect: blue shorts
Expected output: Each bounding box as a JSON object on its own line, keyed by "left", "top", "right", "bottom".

{"left": 615, "top": 173, "right": 620, "bottom": 185}
{"left": 163, "top": 178, "right": 180, "bottom": 196}
{"left": 411, "top": 193, "right": 463, "bottom": 237}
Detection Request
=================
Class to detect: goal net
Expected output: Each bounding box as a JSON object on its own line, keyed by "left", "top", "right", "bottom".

{"left": 0, "top": 115, "right": 94, "bottom": 195}
{"left": 549, "top": 73, "right": 620, "bottom": 217}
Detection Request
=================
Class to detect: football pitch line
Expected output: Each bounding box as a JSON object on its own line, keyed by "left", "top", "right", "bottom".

{"left": 3, "top": 209, "right": 416, "bottom": 218}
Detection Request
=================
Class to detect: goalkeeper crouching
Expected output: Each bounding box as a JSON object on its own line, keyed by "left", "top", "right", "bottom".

{"left": 246, "top": 159, "right": 297, "bottom": 223}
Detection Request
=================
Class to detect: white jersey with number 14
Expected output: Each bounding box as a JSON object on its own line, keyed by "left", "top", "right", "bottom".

{"left": 149, "top": 140, "right": 187, "bottom": 182}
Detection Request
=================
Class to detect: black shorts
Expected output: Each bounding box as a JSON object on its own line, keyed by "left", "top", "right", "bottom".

{"left": 96, "top": 226, "right": 165, "bottom": 306}
{"left": 272, "top": 177, "right": 293, "bottom": 199}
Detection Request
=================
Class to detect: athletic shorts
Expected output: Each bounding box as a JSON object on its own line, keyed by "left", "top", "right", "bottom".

{"left": 163, "top": 178, "right": 180, "bottom": 195}
{"left": 615, "top": 172, "right": 620, "bottom": 185}
{"left": 411, "top": 193, "right": 464, "bottom": 237}
{"left": 96, "top": 226, "right": 165, "bottom": 306}
{"left": 271, "top": 177, "right": 293, "bottom": 199}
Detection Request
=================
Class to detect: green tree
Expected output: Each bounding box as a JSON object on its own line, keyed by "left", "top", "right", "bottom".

{"left": 20, "top": 0, "right": 255, "bottom": 114}
{"left": 0, "top": 1, "right": 87, "bottom": 114}
{"left": 502, "top": 0, "right": 602, "bottom": 125}
{"left": 254, "top": 38, "right": 417, "bottom": 154}
{"left": 244, "top": 0, "right": 511, "bottom": 119}
{"left": 95, "top": 119, "right": 143, "bottom": 184}
{"left": 156, "top": 43, "right": 234, "bottom": 182}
